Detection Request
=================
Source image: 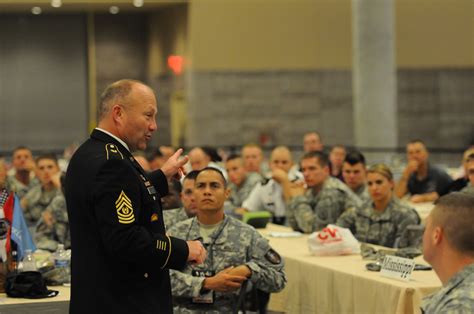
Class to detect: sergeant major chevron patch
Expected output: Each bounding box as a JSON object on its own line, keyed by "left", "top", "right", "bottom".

{"left": 115, "top": 190, "right": 135, "bottom": 224}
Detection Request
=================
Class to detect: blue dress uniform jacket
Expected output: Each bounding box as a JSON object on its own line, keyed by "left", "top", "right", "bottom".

{"left": 66, "top": 129, "right": 189, "bottom": 314}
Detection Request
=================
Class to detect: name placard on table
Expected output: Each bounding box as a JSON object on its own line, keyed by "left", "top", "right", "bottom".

{"left": 380, "top": 255, "right": 415, "bottom": 281}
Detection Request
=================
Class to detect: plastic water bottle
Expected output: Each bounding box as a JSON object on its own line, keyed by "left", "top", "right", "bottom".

{"left": 53, "top": 244, "right": 70, "bottom": 284}
{"left": 10, "top": 250, "right": 18, "bottom": 273}
{"left": 22, "top": 249, "right": 37, "bottom": 272}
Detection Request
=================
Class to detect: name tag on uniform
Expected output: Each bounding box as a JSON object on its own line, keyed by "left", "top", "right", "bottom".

{"left": 191, "top": 270, "right": 215, "bottom": 304}
{"left": 380, "top": 255, "right": 415, "bottom": 281}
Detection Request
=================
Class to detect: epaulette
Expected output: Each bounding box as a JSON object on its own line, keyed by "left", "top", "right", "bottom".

{"left": 105, "top": 143, "right": 124, "bottom": 160}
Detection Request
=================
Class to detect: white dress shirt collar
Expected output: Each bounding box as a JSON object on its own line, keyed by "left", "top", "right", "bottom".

{"left": 95, "top": 128, "right": 130, "bottom": 152}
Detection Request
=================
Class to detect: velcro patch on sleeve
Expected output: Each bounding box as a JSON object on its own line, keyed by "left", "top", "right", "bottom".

{"left": 265, "top": 248, "right": 281, "bottom": 265}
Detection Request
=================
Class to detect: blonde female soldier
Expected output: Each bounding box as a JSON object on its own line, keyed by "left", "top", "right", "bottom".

{"left": 337, "top": 164, "right": 420, "bottom": 248}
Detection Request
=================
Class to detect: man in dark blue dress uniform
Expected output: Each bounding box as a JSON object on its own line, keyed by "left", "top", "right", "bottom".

{"left": 66, "top": 79, "right": 206, "bottom": 314}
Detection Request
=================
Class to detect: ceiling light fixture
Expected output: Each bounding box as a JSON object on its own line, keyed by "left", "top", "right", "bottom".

{"left": 51, "top": 0, "right": 62, "bottom": 8}
{"left": 133, "top": 0, "right": 144, "bottom": 7}
{"left": 109, "top": 6, "right": 120, "bottom": 14}
{"left": 31, "top": 6, "right": 42, "bottom": 15}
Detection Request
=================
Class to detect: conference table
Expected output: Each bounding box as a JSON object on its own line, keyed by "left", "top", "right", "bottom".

{"left": 0, "top": 222, "right": 441, "bottom": 314}
{"left": 263, "top": 224, "right": 441, "bottom": 314}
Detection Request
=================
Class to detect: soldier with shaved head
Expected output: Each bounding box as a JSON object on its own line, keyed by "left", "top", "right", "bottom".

{"left": 242, "top": 146, "right": 303, "bottom": 225}
{"left": 421, "top": 193, "right": 474, "bottom": 313}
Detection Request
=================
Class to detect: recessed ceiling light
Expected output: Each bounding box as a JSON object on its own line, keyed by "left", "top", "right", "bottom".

{"left": 31, "top": 6, "right": 42, "bottom": 15}
{"left": 133, "top": 0, "right": 144, "bottom": 7}
{"left": 51, "top": 0, "right": 62, "bottom": 8}
{"left": 109, "top": 6, "right": 120, "bottom": 14}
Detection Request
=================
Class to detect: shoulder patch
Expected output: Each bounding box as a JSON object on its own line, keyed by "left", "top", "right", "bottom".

{"left": 265, "top": 248, "right": 281, "bottom": 265}
{"left": 105, "top": 143, "right": 124, "bottom": 160}
{"left": 115, "top": 190, "right": 135, "bottom": 224}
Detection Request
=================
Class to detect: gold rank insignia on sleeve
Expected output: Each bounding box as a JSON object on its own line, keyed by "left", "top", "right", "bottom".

{"left": 105, "top": 143, "right": 124, "bottom": 160}
{"left": 156, "top": 239, "right": 167, "bottom": 251}
{"left": 115, "top": 190, "right": 135, "bottom": 224}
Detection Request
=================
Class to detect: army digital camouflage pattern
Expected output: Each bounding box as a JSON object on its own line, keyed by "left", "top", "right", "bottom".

{"left": 287, "top": 178, "right": 361, "bottom": 233}
{"left": 6, "top": 175, "right": 39, "bottom": 199}
{"left": 226, "top": 172, "right": 262, "bottom": 209}
{"left": 353, "top": 184, "right": 371, "bottom": 204}
{"left": 163, "top": 207, "right": 190, "bottom": 229}
{"left": 460, "top": 184, "right": 474, "bottom": 195}
{"left": 35, "top": 193, "right": 70, "bottom": 251}
{"left": 168, "top": 215, "right": 286, "bottom": 313}
{"left": 324, "top": 177, "right": 362, "bottom": 204}
{"left": 22, "top": 185, "right": 61, "bottom": 227}
{"left": 422, "top": 264, "right": 474, "bottom": 313}
{"left": 336, "top": 198, "right": 420, "bottom": 248}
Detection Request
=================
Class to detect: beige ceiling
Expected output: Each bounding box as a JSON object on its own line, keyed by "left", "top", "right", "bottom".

{"left": 0, "top": 0, "right": 187, "bottom": 13}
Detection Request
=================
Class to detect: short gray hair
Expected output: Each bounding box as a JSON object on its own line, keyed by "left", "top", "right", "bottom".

{"left": 98, "top": 79, "right": 145, "bottom": 120}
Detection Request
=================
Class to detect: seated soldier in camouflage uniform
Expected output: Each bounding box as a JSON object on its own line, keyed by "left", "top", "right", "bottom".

{"left": 5, "top": 146, "right": 39, "bottom": 198}
{"left": 285, "top": 151, "right": 361, "bottom": 233}
{"left": 329, "top": 145, "right": 346, "bottom": 181}
{"left": 224, "top": 154, "right": 262, "bottom": 216}
{"left": 421, "top": 192, "right": 474, "bottom": 313}
{"left": 168, "top": 168, "right": 286, "bottom": 313}
{"left": 303, "top": 131, "right": 324, "bottom": 153}
{"left": 164, "top": 171, "right": 199, "bottom": 229}
{"left": 337, "top": 164, "right": 420, "bottom": 248}
{"left": 35, "top": 173, "right": 70, "bottom": 251}
{"left": 188, "top": 146, "right": 228, "bottom": 180}
{"left": 342, "top": 150, "right": 370, "bottom": 203}
{"left": 241, "top": 143, "right": 269, "bottom": 176}
{"left": 20, "top": 153, "right": 62, "bottom": 228}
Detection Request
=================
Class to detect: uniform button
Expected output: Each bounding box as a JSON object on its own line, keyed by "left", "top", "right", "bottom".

{"left": 144, "top": 273, "right": 149, "bottom": 278}
{"left": 153, "top": 196, "right": 156, "bottom": 200}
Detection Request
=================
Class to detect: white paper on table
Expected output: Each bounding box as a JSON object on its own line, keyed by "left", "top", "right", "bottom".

{"left": 267, "top": 231, "right": 303, "bottom": 238}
